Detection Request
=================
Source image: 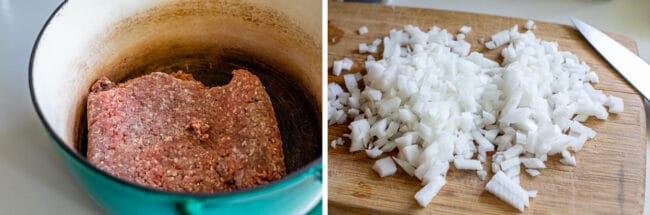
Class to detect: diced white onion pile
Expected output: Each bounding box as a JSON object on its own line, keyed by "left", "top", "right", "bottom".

{"left": 328, "top": 20, "right": 625, "bottom": 211}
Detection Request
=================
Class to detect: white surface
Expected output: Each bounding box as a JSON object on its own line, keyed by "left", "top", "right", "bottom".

{"left": 386, "top": 0, "right": 650, "bottom": 214}
{"left": 388, "top": 0, "right": 650, "bottom": 62}
{"left": 0, "top": 0, "right": 101, "bottom": 214}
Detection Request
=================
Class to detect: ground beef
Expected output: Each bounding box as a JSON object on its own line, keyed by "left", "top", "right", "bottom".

{"left": 86, "top": 70, "right": 285, "bottom": 193}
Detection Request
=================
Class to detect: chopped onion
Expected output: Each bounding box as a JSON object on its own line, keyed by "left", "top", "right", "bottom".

{"left": 333, "top": 58, "right": 354, "bottom": 77}
{"left": 490, "top": 30, "right": 510, "bottom": 47}
{"left": 477, "top": 170, "right": 488, "bottom": 181}
{"left": 415, "top": 176, "right": 446, "bottom": 207}
{"left": 373, "top": 157, "right": 397, "bottom": 177}
{"left": 500, "top": 157, "right": 521, "bottom": 170}
{"left": 422, "top": 162, "right": 450, "bottom": 185}
{"left": 525, "top": 169, "right": 541, "bottom": 177}
{"left": 520, "top": 158, "right": 546, "bottom": 169}
{"left": 606, "top": 95, "right": 624, "bottom": 113}
{"left": 485, "top": 41, "right": 497, "bottom": 49}
{"left": 330, "top": 137, "right": 344, "bottom": 149}
{"left": 359, "top": 43, "right": 369, "bottom": 54}
{"left": 503, "top": 145, "right": 524, "bottom": 159}
{"left": 492, "top": 162, "right": 501, "bottom": 173}
{"left": 392, "top": 156, "right": 416, "bottom": 176}
{"left": 401, "top": 145, "right": 421, "bottom": 166}
{"left": 524, "top": 20, "right": 535, "bottom": 30}
{"left": 486, "top": 171, "right": 530, "bottom": 212}
{"left": 329, "top": 21, "right": 623, "bottom": 211}
{"left": 456, "top": 33, "right": 466, "bottom": 41}
{"left": 560, "top": 150, "right": 577, "bottom": 166}
{"left": 454, "top": 159, "right": 483, "bottom": 170}
{"left": 459, "top": 25, "right": 472, "bottom": 34}
{"left": 359, "top": 25, "right": 369, "bottom": 35}
{"left": 504, "top": 165, "right": 520, "bottom": 177}
{"left": 365, "top": 147, "right": 383, "bottom": 159}
{"left": 349, "top": 119, "right": 370, "bottom": 152}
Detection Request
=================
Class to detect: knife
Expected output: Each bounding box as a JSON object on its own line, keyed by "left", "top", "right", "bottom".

{"left": 571, "top": 17, "right": 650, "bottom": 100}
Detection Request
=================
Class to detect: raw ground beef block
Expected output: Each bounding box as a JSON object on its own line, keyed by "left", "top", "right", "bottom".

{"left": 86, "top": 69, "right": 285, "bottom": 193}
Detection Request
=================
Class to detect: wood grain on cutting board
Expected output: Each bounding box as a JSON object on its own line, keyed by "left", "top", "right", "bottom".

{"left": 328, "top": 2, "right": 646, "bottom": 214}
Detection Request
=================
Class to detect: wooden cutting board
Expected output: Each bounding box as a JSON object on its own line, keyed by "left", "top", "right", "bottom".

{"left": 327, "top": 2, "right": 646, "bottom": 214}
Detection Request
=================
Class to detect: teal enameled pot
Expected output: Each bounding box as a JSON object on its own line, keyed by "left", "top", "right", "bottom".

{"left": 29, "top": 0, "right": 323, "bottom": 214}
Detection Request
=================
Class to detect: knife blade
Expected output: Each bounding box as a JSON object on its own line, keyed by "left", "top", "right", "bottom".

{"left": 571, "top": 17, "right": 650, "bottom": 100}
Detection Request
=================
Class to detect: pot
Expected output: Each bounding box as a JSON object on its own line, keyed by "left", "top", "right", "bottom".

{"left": 29, "top": 0, "right": 322, "bottom": 214}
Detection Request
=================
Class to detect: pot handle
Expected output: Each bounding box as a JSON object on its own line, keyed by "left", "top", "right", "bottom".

{"left": 177, "top": 162, "right": 323, "bottom": 215}
{"left": 178, "top": 199, "right": 204, "bottom": 215}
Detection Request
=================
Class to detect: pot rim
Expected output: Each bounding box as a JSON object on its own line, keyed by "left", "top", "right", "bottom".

{"left": 28, "top": 0, "right": 322, "bottom": 199}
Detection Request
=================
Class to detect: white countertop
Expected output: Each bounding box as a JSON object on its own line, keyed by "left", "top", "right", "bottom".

{"left": 389, "top": 0, "right": 650, "bottom": 62}
{"left": 0, "top": 0, "right": 101, "bottom": 214}
{"left": 0, "top": 0, "right": 648, "bottom": 214}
